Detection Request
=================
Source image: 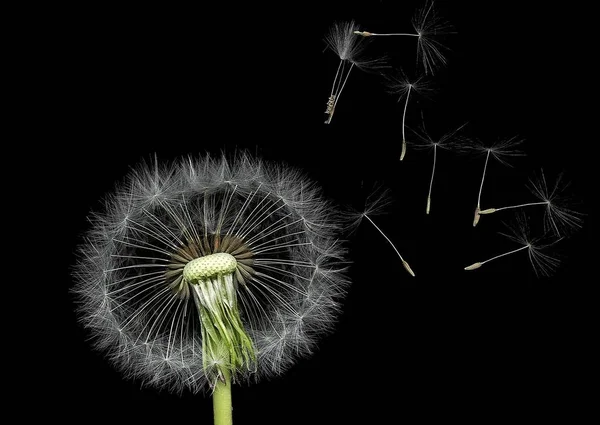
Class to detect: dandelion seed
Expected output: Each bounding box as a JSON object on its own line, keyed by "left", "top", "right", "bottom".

{"left": 364, "top": 215, "right": 415, "bottom": 276}
{"left": 479, "top": 169, "right": 584, "bottom": 237}
{"left": 464, "top": 213, "right": 561, "bottom": 277}
{"left": 387, "top": 69, "right": 433, "bottom": 160}
{"left": 354, "top": 0, "right": 454, "bottom": 75}
{"left": 411, "top": 119, "right": 468, "bottom": 213}
{"left": 465, "top": 136, "right": 525, "bottom": 226}
{"left": 324, "top": 20, "right": 385, "bottom": 124}
{"left": 348, "top": 187, "right": 415, "bottom": 277}
{"left": 72, "top": 152, "right": 351, "bottom": 421}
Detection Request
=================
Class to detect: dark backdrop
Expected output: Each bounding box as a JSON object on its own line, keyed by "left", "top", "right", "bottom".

{"left": 51, "top": 1, "right": 593, "bottom": 423}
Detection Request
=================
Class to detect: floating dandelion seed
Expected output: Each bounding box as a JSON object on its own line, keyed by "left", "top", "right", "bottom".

{"left": 354, "top": 0, "right": 454, "bottom": 75}
{"left": 464, "top": 213, "right": 561, "bottom": 277}
{"left": 348, "top": 188, "right": 415, "bottom": 277}
{"left": 479, "top": 169, "right": 584, "bottom": 237}
{"left": 411, "top": 119, "right": 468, "bottom": 213}
{"left": 72, "top": 152, "right": 351, "bottom": 423}
{"left": 466, "top": 136, "right": 525, "bottom": 226}
{"left": 324, "top": 20, "right": 385, "bottom": 124}
{"left": 387, "top": 69, "right": 433, "bottom": 160}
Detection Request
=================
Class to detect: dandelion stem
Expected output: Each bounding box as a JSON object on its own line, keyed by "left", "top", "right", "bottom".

{"left": 373, "top": 33, "right": 419, "bottom": 37}
{"left": 355, "top": 31, "right": 419, "bottom": 37}
{"left": 477, "top": 150, "right": 491, "bottom": 209}
{"left": 426, "top": 145, "right": 437, "bottom": 214}
{"left": 363, "top": 214, "right": 415, "bottom": 277}
{"left": 492, "top": 201, "right": 548, "bottom": 212}
{"left": 213, "top": 369, "right": 233, "bottom": 425}
{"left": 330, "top": 60, "right": 343, "bottom": 98}
{"left": 400, "top": 85, "right": 412, "bottom": 160}
{"left": 483, "top": 244, "right": 529, "bottom": 264}
{"left": 473, "top": 150, "right": 490, "bottom": 226}
{"left": 465, "top": 245, "right": 529, "bottom": 272}
{"left": 334, "top": 62, "right": 355, "bottom": 111}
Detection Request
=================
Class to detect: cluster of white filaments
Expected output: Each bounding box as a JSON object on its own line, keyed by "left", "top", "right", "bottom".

{"left": 73, "top": 153, "right": 350, "bottom": 394}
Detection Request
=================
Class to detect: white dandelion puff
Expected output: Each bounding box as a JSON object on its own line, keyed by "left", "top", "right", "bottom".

{"left": 411, "top": 119, "right": 468, "bottom": 213}
{"left": 464, "top": 213, "right": 561, "bottom": 277}
{"left": 72, "top": 152, "right": 352, "bottom": 421}
{"left": 324, "top": 20, "right": 386, "bottom": 124}
{"left": 478, "top": 169, "right": 584, "bottom": 237}
{"left": 526, "top": 170, "right": 583, "bottom": 237}
{"left": 387, "top": 69, "right": 434, "bottom": 160}
{"left": 354, "top": 0, "right": 454, "bottom": 75}
{"left": 465, "top": 136, "right": 525, "bottom": 226}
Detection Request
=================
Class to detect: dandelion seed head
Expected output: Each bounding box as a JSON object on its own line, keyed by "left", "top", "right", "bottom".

{"left": 386, "top": 69, "right": 434, "bottom": 101}
{"left": 72, "top": 151, "right": 352, "bottom": 394}
{"left": 343, "top": 184, "right": 393, "bottom": 232}
{"left": 465, "top": 136, "right": 525, "bottom": 167}
{"left": 527, "top": 170, "right": 584, "bottom": 237}
{"left": 412, "top": 0, "right": 454, "bottom": 75}
{"left": 183, "top": 253, "right": 237, "bottom": 281}
{"left": 327, "top": 21, "right": 364, "bottom": 61}
{"left": 325, "top": 20, "right": 386, "bottom": 70}
{"left": 410, "top": 121, "right": 468, "bottom": 151}
{"left": 499, "top": 213, "right": 561, "bottom": 277}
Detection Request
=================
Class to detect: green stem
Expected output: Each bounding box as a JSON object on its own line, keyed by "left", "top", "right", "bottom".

{"left": 213, "top": 370, "right": 233, "bottom": 425}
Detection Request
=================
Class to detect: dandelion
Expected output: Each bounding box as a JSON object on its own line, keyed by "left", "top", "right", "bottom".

{"left": 349, "top": 187, "right": 415, "bottom": 277}
{"left": 354, "top": 0, "right": 454, "bottom": 75}
{"left": 72, "top": 152, "right": 351, "bottom": 424}
{"left": 464, "top": 213, "right": 561, "bottom": 277}
{"left": 466, "top": 136, "right": 524, "bottom": 226}
{"left": 479, "top": 169, "right": 584, "bottom": 237}
{"left": 324, "top": 20, "right": 385, "bottom": 124}
{"left": 411, "top": 119, "right": 468, "bottom": 213}
{"left": 387, "top": 69, "right": 433, "bottom": 160}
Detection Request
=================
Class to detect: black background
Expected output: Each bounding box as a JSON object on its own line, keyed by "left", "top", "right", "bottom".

{"left": 46, "top": 0, "right": 594, "bottom": 423}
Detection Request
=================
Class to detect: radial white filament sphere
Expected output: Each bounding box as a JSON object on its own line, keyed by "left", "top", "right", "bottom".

{"left": 184, "top": 253, "right": 237, "bottom": 282}
{"left": 72, "top": 152, "right": 352, "bottom": 394}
